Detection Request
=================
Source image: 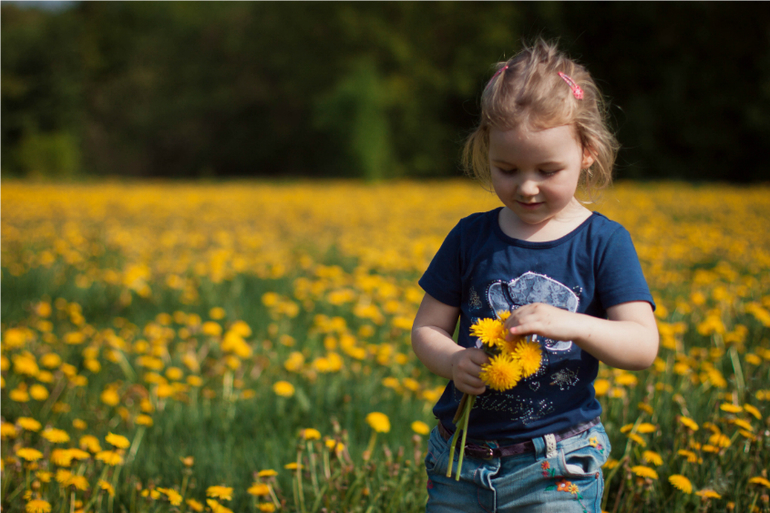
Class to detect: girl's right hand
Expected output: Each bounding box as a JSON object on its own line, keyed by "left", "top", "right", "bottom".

{"left": 450, "top": 348, "right": 490, "bottom": 395}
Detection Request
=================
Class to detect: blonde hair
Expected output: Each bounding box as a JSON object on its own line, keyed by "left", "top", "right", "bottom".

{"left": 462, "top": 39, "right": 618, "bottom": 196}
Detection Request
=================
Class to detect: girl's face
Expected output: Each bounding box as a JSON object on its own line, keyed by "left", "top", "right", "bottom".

{"left": 488, "top": 124, "right": 594, "bottom": 232}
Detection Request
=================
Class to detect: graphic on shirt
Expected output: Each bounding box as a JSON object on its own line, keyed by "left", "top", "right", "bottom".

{"left": 486, "top": 271, "right": 579, "bottom": 352}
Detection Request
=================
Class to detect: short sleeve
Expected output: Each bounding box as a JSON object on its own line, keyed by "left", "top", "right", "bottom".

{"left": 595, "top": 226, "right": 655, "bottom": 311}
{"left": 418, "top": 222, "right": 464, "bottom": 307}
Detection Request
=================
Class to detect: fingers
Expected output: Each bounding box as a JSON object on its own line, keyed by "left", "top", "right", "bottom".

{"left": 451, "top": 348, "right": 489, "bottom": 395}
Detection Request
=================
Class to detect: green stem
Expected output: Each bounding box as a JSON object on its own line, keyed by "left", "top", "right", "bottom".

{"left": 455, "top": 395, "right": 475, "bottom": 481}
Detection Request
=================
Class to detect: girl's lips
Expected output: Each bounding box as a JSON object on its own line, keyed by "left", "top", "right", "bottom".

{"left": 517, "top": 201, "right": 543, "bottom": 209}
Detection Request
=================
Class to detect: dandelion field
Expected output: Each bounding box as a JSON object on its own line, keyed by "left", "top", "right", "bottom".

{"left": 1, "top": 180, "right": 769, "bottom": 513}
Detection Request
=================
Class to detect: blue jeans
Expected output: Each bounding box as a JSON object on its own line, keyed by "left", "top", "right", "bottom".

{"left": 424, "top": 421, "right": 611, "bottom": 513}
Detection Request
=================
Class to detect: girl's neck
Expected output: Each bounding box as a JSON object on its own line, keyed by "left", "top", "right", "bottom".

{"left": 497, "top": 201, "right": 592, "bottom": 242}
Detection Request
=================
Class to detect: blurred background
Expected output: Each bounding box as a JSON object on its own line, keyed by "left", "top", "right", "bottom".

{"left": 2, "top": 1, "right": 769, "bottom": 182}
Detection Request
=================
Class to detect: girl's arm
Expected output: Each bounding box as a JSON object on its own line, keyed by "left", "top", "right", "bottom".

{"left": 411, "top": 293, "right": 490, "bottom": 395}
{"left": 506, "top": 301, "right": 659, "bottom": 371}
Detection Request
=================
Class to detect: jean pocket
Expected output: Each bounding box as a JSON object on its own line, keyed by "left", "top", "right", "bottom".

{"left": 424, "top": 427, "right": 450, "bottom": 474}
{"left": 558, "top": 426, "right": 611, "bottom": 478}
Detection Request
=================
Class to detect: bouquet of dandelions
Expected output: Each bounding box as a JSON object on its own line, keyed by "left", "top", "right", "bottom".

{"left": 446, "top": 311, "right": 543, "bottom": 480}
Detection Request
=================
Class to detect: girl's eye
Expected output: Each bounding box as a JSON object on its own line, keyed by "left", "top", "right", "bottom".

{"left": 540, "top": 169, "right": 559, "bottom": 176}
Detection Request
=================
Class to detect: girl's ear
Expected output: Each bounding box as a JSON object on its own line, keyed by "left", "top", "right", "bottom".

{"left": 581, "top": 147, "right": 596, "bottom": 170}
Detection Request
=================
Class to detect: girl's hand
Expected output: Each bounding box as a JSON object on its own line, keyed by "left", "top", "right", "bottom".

{"left": 504, "top": 302, "right": 576, "bottom": 342}
{"left": 450, "top": 348, "right": 489, "bottom": 395}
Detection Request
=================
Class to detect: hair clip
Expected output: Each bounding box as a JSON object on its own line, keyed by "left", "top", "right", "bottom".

{"left": 558, "top": 72, "right": 583, "bottom": 100}
{"left": 488, "top": 65, "right": 509, "bottom": 85}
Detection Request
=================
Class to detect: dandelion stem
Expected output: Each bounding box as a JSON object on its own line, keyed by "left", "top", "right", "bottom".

{"left": 455, "top": 395, "right": 475, "bottom": 481}
{"left": 729, "top": 345, "right": 746, "bottom": 399}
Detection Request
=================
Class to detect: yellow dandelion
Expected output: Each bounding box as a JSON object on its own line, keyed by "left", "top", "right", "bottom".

{"left": 79, "top": 435, "right": 102, "bottom": 453}
{"left": 669, "top": 475, "right": 693, "bottom": 494}
{"left": 627, "top": 433, "right": 647, "bottom": 447}
{"left": 206, "top": 499, "right": 233, "bottom": 513}
{"left": 258, "top": 469, "right": 278, "bottom": 477}
{"left": 95, "top": 450, "right": 123, "bottom": 466}
{"left": 479, "top": 354, "right": 522, "bottom": 392}
{"left": 18, "top": 417, "right": 42, "bottom": 432}
{"left": 631, "top": 465, "right": 658, "bottom": 480}
{"left": 72, "top": 419, "right": 87, "bottom": 430}
{"left": 55, "top": 469, "right": 72, "bottom": 484}
{"left": 469, "top": 318, "right": 506, "bottom": 347}
{"left": 512, "top": 339, "right": 542, "bottom": 377}
{"left": 100, "top": 388, "right": 120, "bottom": 406}
{"left": 68, "top": 475, "right": 89, "bottom": 490}
{"left": 50, "top": 448, "right": 75, "bottom": 467}
{"left": 158, "top": 488, "right": 183, "bottom": 506}
{"left": 695, "top": 490, "right": 721, "bottom": 499}
{"left": 637, "top": 423, "right": 657, "bottom": 434}
{"left": 730, "top": 418, "right": 753, "bottom": 431}
{"left": 365, "top": 412, "right": 391, "bottom": 433}
{"left": 272, "top": 381, "right": 295, "bottom": 398}
{"left": 743, "top": 404, "right": 761, "bottom": 420}
{"left": 709, "top": 433, "right": 730, "bottom": 448}
{"left": 284, "top": 462, "right": 303, "bottom": 470}
{"left": 35, "top": 471, "right": 52, "bottom": 483}
{"left": 594, "top": 379, "right": 611, "bottom": 397}
{"left": 25, "top": 499, "right": 52, "bottom": 513}
{"left": 247, "top": 483, "right": 270, "bottom": 496}
{"left": 300, "top": 428, "right": 321, "bottom": 440}
{"left": 411, "top": 421, "right": 430, "bottom": 435}
{"left": 180, "top": 456, "right": 194, "bottom": 467}
{"left": 702, "top": 444, "right": 719, "bottom": 453}
{"left": 749, "top": 476, "right": 770, "bottom": 489}
{"left": 719, "top": 403, "right": 743, "bottom": 413}
{"left": 1, "top": 422, "right": 18, "bottom": 439}
{"left": 99, "top": 480, "right": 115, "bottom": 497}
{"left": 678, "top": 416, "right": 699, "bottom": 431}
{"left": 642, "top": 450, "right": 663, "bottom": 466}
{"left": 16, "top": 447, "right": 44, "bottom": 462}
{"left": 258, "top": 504, "right": 276, "bottom": 512}
{"left": 135, "top": 414, "right": 153, "bottom": 427}
{"left": 41, "top": 428, "right": 70, "bottom": 444}
{"left": 186, "top": 499, "right": 204, "bottom": 512}
{"left": 206, "top": 486, "right": 233, "bottom": 501}
{"left": 105, "top": 432, "right": 130, "bottom": 449}
{"left": 68, "top": 448, "right": 90, "bottom": 460}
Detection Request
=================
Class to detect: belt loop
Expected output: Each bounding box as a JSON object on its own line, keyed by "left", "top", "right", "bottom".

{"left": 544, "top": 433, "right": 557, "bottom": 459}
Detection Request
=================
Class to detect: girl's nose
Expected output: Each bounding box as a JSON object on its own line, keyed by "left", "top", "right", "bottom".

{"left": 518, "top": 178, "right": 539, "bottom": 197}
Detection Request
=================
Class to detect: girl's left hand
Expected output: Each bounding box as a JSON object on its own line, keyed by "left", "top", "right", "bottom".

{"left": 504, "top": 303, "right": 578, "bottom": 342}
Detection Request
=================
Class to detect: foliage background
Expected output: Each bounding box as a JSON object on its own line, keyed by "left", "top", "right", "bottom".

{"left": 3, "top": 1, "right": 770, "bottom": 182}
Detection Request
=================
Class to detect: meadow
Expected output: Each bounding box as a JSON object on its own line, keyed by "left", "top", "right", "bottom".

{"left": 1, "top": 180, "right": 769, "bottom": 513}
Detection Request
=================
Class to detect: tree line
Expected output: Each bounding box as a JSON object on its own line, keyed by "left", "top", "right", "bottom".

{"left": 2, "top": 2, "right": 769, "bottom": 181}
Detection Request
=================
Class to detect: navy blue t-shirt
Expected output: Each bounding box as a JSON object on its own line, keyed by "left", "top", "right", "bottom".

{"left": 419, "top": 208, "right": 654, "bottom": 442}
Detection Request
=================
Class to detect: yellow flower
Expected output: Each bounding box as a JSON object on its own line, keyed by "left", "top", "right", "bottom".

{"left": 743, "top": 404, "right": 761, "bottom": 420}
{"left": 105, "top": 432, "right": 130, "bottom": 449}
{"left": 719, "top": 403, "right": 743, "bottom": 413}
{"left": 55, "top": 469, "right": 72, "bottom": 484}
{"left": 18, "top": 417, "right": 42, "bottom": 432}
{"left": 642, "top": 450, "right": 663, "bottom": 466}
{"left": 25, "top": 499, "right": 52, "bottom": 513}
{"left": 678, "top": 416, "right": 699, "bottom": 431}
{"left": 257, "top": 469, "right": 278, "bottom": 477}
{"left": 180, "top": 456, "right": 194, "bottom": 467}
{"left": 67, "top": 475, "right": 89, "bottom": 490}
{"left": 695, "top": 490, "right": 721, "bottom": 499}
{"left": 479, "top": 354, "right": 522, "bottom": 392}
{"left": 749, "top": 476, "right": 770, "bottom": 489}
{"left": 669, "top": 475, "right": 693, "bottom": 494}
{"left": 186, "top": 499, "right": 204, "bottom": 512}
{"left": 135, "top": 415, "right": 153, "bottom": 427}
{"left": 201, "top": 321, "right": 222, "bottom": 337}
{"left": 300, "top": 428, "right": 321, "bottom": 440}
{"left": 29, "top": 384, "right": 49, "bottom": 401}
{"left": 272, "top": 381, "right": 295, "bottom": 398}
{"left": 79, "top": 435, "right": 102, "bottom": 453}
{"left": 99, "top": 480, "right": 116, "bottom": 497}
{"left": 512, "top": 339, "right": 542, "bottom": 377}
{"left": 469, "top": 318, "right": 506, "bottom": 347}
{"left": 50, "top": 448, "right": 75, "bottom": 467}
{"left": 411, "top": 421, "right": 430, "bottom": 435}
{"left": 41, "top": 428, "right": 70, "bottom": 444}
{"left": 284, "top": 462, "right": 303, "bottom": 470}
{"left": 16, "top": 447, "right": 44, "bottom": 462}
{"left": 247, "top": 483, "right": 270, "bottom": 496}
{"left": 100, "top": 388, "right": 120, "bottom": 406}
{"left": 96, "top": 450, "right": 123, "bottom": 466}
{"left": 365, "top": 412, "right": 391, "bottom": 433}
{"left": 631, "top": 465, "right": 658, "bottom": 480}
{"left": 636, "top": 423, "right": 657, "bottom": 434}
{"left": 206, "top": 486, "right": 233, "bottom": 501}
{"left": 206, "top": 499, "right": 233, "bottom": 513}
{"left": 158, "top": 487, "right": 183, "bottom": 505}
{"left": 258, "top": 504, "right": 276, "bottom": 512}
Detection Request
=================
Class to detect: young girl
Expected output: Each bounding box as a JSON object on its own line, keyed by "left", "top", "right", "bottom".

{"left": 411, "top": 39, "right": 659, "bottom": 513}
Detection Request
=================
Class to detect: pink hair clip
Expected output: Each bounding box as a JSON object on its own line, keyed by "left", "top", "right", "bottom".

{"left": 488, "top": 65, "right": 508, "bottom": 86}
{"left": 558, "top": 72, "right": 583, "bottom": 100}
